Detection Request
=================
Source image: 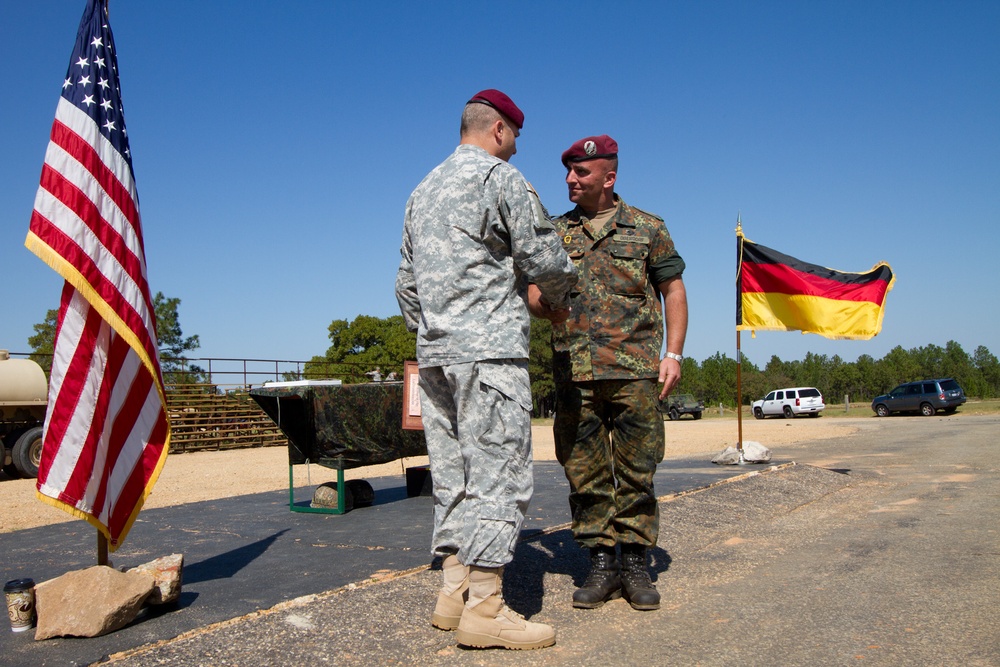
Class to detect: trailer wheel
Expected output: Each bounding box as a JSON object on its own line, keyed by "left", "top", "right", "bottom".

{"left": 3, "top": 462, "right": 20, "bottom": 479}
{"left": 0, "top": 430, "right": 24, "bottom": 479}
{"left": 13, "top": 426, "right": 44, "bottom": 479}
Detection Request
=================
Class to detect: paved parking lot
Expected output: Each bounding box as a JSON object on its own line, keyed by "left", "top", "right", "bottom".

{"left": 2, "top": 416, "right": 997, "bottom": 666}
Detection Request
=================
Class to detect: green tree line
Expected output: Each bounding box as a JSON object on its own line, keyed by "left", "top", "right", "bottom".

{"left": 675, "top": 341, "right": 1000, "bottom": 408}
{"left": 300, "top": 315, "right": 1000, "bottom": 413}
{"left": 32, "top": 309, "right": 997, "bottom": 412}
{"left": 299, "top": 315, "right": 417, "bottom": 384}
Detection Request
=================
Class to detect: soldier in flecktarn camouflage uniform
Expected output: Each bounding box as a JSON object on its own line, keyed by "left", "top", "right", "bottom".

{"left": 395, "top": 89, "right": 576, "bottom": 650}
{"left": 530, "top": 134, "right": 688, "bottom": 612}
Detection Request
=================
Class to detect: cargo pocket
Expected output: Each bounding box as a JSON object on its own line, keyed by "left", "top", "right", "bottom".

{"left": 607, "top": 241, "right": 649, "bottom": 296}
{"left": 477, "top": 361, "right": 533, "bottom": 413}
{"left": 467, "top": 503, "right": 520, "bottom": 566}
{"left": 475, "top": 361, "right": 532, "bottom": 468}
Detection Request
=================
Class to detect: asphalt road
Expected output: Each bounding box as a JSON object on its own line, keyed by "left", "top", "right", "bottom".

{"left": 2, "top": 415, "right": 997, "bottom": 666}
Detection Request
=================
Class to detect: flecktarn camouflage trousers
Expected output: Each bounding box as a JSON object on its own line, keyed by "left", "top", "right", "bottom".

{"left": 554, "top": 378, "right": 665, "bottom": 549}
{"left": 418, "top": 359, "right": 533, "bottom": 567}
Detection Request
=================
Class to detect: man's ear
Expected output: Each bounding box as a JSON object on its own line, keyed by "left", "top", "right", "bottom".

{"left": 605, "top": 169, "right": 617, "bottom": 189}
{"left": 492, "top": 119, "right": 506, "bottom": 146}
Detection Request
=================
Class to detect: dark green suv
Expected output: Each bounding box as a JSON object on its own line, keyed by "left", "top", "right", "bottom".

{"left": 871, "top": 378, "right": 966, "bottom": 417}
{"left": 659, "top": 394, "right": 704, "bottom": 421}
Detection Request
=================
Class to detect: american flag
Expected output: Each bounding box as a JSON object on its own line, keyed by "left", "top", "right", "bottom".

{"left": 25, "top": 0, "right": 170, "bottom": 550}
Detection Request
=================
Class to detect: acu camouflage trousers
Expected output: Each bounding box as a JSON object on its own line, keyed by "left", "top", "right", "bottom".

{"left": 554, "top": 378, "right": 665, "bottom": 549}
{"left": 418, "top": 359, "right": 534, "bottom": 568}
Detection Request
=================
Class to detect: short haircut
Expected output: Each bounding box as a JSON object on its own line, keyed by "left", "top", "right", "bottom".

{"left": 461, "top": 102, "right": 502, "bottom": 136}
{"left": 570, "top": 156, "right": 619, "bottom": 175}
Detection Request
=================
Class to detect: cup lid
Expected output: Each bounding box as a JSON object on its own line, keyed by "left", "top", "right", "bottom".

{"left": 4, "top": 578, "right": 34, "bottom": 592}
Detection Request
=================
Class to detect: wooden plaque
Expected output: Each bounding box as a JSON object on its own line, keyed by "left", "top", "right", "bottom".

{"left": 402, "top": 360, "right": 423, "bottom": 430}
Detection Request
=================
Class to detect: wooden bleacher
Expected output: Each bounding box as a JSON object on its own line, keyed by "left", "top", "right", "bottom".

{"left": 165, "top": 384, "right": 287, "bottom": 453}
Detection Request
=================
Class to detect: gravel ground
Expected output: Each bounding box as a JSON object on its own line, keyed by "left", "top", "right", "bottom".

{"left": 0, "top": 416, "right": 858, "bottom": 533}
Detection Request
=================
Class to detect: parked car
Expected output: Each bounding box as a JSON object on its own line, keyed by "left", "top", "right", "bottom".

{"left": 751, "top": 387, "right": 825, "bottom": 419}
{"left": 658, "top": 393, "right": 704, "bottom": 421}
{"left": 871, "top": 379, "right": 966, "bottom": 417}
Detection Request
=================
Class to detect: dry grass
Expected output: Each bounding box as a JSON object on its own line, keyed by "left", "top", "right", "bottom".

{"left": 0, "top": 418, "right": 863, "bottom": 534}
{"left": 6, "top": 401, "right": 993, "bottom": 533}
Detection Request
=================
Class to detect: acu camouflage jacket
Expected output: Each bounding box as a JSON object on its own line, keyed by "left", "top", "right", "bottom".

{"left": 396, "top": 145, "right": 577, "bottom": 367}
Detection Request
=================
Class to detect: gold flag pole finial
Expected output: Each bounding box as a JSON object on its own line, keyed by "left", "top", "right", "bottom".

{"left": 736, "top": 211, "right": 743, "bottom": 237}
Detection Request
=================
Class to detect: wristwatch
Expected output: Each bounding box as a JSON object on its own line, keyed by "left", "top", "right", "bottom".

{"left": 665, "top": 352, "right": 683, "bottom": 363}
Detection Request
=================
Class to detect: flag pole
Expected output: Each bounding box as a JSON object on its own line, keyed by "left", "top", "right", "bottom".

{"left": 96, "top": 0, "right": 113, "bottom": 569}
{"left": 735, "top": 215, "right": 745, "bottom": 460}
{"left": 98, "top": 533, "right": 108, "bottom": 566}
{"left": 736, "top": 329, "right": 743, "bottom": 452}
{"left": 28, "top": 0, "right": 172, "bottom": 557}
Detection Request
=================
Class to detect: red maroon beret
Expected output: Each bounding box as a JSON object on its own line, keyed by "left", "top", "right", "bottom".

{"left": 467, "top": 89, "right": 524, "bottom": 129}
{"left": 561, "top": 135, "right": 619, "bottom": 166}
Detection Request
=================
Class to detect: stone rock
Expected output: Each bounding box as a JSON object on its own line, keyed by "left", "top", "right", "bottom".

{"left": 128, "top": 554, "right": 184, "bottom": 605}
{"left": 712, "top": 441, "right": 772, "bottom": 465}
{"left": 712, "top": 446, "right": 741, "bottom": 465}
{"left": 34, "top": 565, "right": 156, "bottom": 640}
{"left": 742, "top": 440, "right": 772, "bottom": 463}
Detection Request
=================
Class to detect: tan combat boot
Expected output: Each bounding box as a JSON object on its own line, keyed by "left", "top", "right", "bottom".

{"left": 455, "top": 566, "right": 556, "bottom": 650}
{"left": 431, "top": 554, "right": 469, "bottom": 630}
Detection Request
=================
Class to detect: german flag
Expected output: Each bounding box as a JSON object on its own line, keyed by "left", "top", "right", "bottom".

{"left": 737, "top": 236, "right": 895, "bottom": 340}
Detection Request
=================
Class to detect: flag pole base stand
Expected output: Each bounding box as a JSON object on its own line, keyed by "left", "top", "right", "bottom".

{"left": 711, "top": 441, "right": 773, "bottom": 466}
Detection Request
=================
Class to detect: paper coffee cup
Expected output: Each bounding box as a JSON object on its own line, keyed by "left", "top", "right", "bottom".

{"left": 4, "top": 578, "right": 36, "bottom": 632}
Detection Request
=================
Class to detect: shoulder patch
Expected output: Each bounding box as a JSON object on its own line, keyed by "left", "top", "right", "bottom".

{"left": 525, "top": 180, "right": 555, "bottom": 223}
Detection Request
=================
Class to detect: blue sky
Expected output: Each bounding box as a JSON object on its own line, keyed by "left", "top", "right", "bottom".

{"left": 3, "top": 1, "right": 998, "bottom": 372}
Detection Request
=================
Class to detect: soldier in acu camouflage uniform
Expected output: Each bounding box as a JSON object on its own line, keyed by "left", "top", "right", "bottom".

{"left": 530, "top": 134, "right": 688, "bottom": 612}
{"left": 395, "top": 89, "right": 576, "bottom": 650}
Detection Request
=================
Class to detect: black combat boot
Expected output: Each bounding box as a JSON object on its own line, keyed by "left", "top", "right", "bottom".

{"left": 620, "top": 546, "right": 660, "bottom": 610}
{"left": 573, "top": 547, "right": 621, "bottom": 609}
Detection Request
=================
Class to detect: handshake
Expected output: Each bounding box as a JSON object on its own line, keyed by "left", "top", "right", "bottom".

{"left": 527, "top": 284, "right": 572, "bottom": 324}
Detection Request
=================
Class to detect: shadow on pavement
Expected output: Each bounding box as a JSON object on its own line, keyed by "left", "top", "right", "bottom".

{"left": 185, "top": 528, "right": 289, "bottom": 585}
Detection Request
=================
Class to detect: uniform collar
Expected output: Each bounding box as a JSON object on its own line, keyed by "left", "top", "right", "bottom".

{"left": 567, "top": 196, "right": 631, "bottom": 234}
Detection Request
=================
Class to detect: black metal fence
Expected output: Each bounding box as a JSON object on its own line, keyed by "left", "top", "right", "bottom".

{"left": 7, "top": 352, "right": 389, "bottom": 393}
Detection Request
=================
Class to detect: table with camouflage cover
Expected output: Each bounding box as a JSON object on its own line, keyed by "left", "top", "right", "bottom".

{"left": 250, "top": 380, "right": 427, "bottom": 513}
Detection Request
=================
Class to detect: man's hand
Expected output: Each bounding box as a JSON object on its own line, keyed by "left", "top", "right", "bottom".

{"left": 528, "top": 284, "right": 571, "bottom": 323}
{"left": 658, "top": 356, "right": 681, "bottom": 400}
{"left": 657, "top": 276, "right": 687, "bottom": 400}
